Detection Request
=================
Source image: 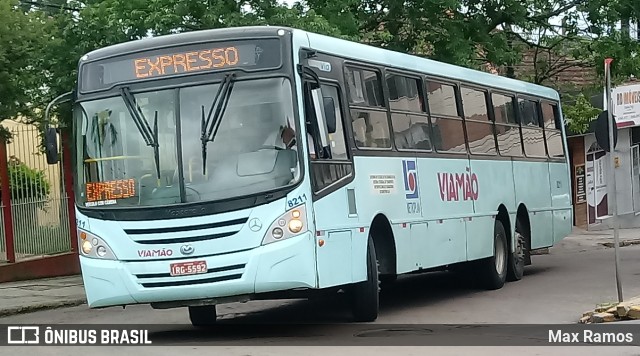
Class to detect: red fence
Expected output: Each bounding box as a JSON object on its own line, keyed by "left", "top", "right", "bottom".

{"left": 0, "top": 122, "right": 79, "bottom": 282}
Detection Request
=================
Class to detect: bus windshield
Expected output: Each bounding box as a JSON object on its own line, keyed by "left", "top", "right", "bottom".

{"left": 75, "top": 77, "right": 300, "bottom": 208}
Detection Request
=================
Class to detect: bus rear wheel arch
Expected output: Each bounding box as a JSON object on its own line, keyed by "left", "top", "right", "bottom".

{"left": 349, "top": 214, "right": 395, "bottom": 321}
{"left": 369, "top": 214, "right": 397, "bottom": 287}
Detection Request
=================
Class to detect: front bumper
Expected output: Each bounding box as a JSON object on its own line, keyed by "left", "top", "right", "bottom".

{"left": 79, "top": 232, "right": 317, "bottom": 308}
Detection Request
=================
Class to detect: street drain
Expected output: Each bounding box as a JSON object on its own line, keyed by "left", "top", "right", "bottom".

{"left": 354, "top": 327, "right": 434, "bottom": 337}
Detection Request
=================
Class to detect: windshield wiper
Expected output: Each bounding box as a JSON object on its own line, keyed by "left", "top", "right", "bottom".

{"left": 200, "top": 72, "right": 236, "bottom": 175}
{"left": 120, "top": 87, "right": 161, "bottom": 181}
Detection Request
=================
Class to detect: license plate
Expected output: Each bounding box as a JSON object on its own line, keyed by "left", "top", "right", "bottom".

{"left": 170, "top": 260, "right": 207, "bottom": 276}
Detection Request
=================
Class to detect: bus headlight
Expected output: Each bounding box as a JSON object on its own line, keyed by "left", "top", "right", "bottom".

{"left": 288, "top": 219, "right": 303, "bottom": 233}
{"left": 262, "top": 204, "right": 308, "bottom": 245}
{"left": 78, "top": 229, "right": 117, "bottom": 260}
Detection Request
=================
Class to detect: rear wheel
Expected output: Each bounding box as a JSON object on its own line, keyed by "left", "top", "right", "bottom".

{"left": 477, "top": 220, "right": 508, "bottom": 290}
{"left": 507, "top": 218, "right": 528, "bottom": 281}
{"left": 350, "top": 235, "right": 379, "bottom": 322}
{"left": 188, "top": 305, "right": 217, "bottom": 327}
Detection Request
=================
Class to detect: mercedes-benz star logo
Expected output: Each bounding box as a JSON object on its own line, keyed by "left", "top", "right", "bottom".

{"left": 180, "top": 244, "right": 194, "bottom": 255}
{"left": 248, "top": 218, "right": 262, "bottom": 232}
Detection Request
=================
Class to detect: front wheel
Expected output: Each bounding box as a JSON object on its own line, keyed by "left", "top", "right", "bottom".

{"left": 476, "top": 220, "right": 508, "bottom": 290}
{"left": 350, "top": 235, "right": 379, "bottom": 322}
{"left": 188, "top": 305, "right": 217, "bottom": 327}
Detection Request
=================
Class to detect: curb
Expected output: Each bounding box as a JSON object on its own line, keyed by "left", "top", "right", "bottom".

{"left": 0, "top": 298, "right": 87, "bottom": 318}
{"left": 600, "top": 239, "right": 640, "bottom": 248}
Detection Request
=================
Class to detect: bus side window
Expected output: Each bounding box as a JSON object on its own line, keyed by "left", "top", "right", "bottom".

{"left": 518, "top": 98, "right": 546, "bottom": 158}
{"left": 388, "top": 74, "right": 431, "bottom": 151}
{"left": 345, "top": 67, "right": 390, "bottom": 149}
{"left": 427, "top": 81, "right": 466, "bottom": 153}
{"left": 492, "top": 93, "right": 523, "bottom": 157}
{"left": 461, "top": 86, "right": 495, "bottom": 155}
{"left": 314, "top": 85, "right": 348, "bottom": 161}
{"left": 542, "top": 102, "right": 564, "bottom": 158}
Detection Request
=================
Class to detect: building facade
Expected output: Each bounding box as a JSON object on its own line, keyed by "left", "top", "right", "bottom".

{"left": 568, "top": 82, "right": 640, "bottom": 230}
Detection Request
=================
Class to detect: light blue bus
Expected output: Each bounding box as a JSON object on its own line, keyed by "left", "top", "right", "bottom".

{"left": 44, "top": 26, "right": 573, "bottom": 326}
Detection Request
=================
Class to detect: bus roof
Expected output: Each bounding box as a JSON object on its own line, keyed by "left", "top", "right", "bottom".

{"left": 80, "top": 25, "right": 560, "bottom": 101}
{"left": 296, "top": 29, "right": 560, "bottom": 101}
{"left": 80, "top": 26, "right": 284, "bottom": 62}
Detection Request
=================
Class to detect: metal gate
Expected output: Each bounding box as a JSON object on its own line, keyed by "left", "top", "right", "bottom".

{"left": 0, "top": 121, "right": 73, "bottom": 263}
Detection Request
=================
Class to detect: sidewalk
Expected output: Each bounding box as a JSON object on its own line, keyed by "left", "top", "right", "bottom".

{"left": 0, "top": 226, "right": 639, "bottom": 318}
{"left": 549, "top": 226, "right": 640, "bottom": 254}
{"left": 0, "top": 274, "right": 86, "bottom": 317}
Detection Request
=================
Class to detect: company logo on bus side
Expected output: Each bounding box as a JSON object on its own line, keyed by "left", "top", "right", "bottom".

{"left": 402, "top": 160, "right": 421, "bottom": 214}
{"left": 438, "top": 168, "right": 479, "bottom": 201}
{"left": 402, "top": 160, "right": 419, "bottom": 199}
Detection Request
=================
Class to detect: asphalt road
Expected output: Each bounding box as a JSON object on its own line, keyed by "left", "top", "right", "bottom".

{"left": 2, "top": 241, "right": 640, "bottom": 355}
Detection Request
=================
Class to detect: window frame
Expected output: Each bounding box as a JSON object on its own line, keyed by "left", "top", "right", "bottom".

{"left": 460, "top": 84, "right": 497, "bottom": 156}
{"left": 490, "top": 91, "right": 523, "bottom": 157}
{"left": 324, "top": 51, "right": 566, "bottom": 163}
{"left": 516, "top": 96, "right": 548, "bottom": 159}
{"left": 425, "top": 77, "right": 468, "bottom": 155}
{"left": 385, "top": 70, "right": 433, "bottom": 152}
{"left": 540, "top": 100, "right": 566, "bottom": 161}
{"left": 314, "top": 81, "right": 352, "bottom": 162}
{"left": 343, "top": 63, "right": 392, "bottom": 151}
{"left": 344, "top": 64, "right": 386, "bottom": 108}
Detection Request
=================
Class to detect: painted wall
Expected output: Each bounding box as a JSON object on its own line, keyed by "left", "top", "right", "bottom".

{"left": 585, "top": 128, "right": 640, "bottom": 230}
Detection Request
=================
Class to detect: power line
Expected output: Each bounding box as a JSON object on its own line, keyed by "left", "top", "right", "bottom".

{"left": 19, "top": 1, "right": 80, "bottom": 12}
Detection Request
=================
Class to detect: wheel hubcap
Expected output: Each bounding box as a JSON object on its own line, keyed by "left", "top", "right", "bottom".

{"left": 495, "top": 234, "right": 505, "bottom": 275}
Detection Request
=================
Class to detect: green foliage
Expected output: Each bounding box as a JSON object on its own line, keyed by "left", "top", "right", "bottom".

{"left": 0, "top": 0, "right": 50, "bottom": 125}
{"left": 5, "top": 156, "right": 51, "bottom": 207}
{"left": 6, "top": 0, "right": 639, "bottom": 135}
{"left": 563, "top": 93, "right": 602, "bottom": 134}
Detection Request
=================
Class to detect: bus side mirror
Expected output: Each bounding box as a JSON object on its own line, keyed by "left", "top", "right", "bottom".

{"left": 45, "top": 127, "right": 58, "bottom": 164}
{"left": 323, "top": 97, "right": 336, "bottom": 134}
{"left": 43, "top": 91, "right": 73, "bottom": 165}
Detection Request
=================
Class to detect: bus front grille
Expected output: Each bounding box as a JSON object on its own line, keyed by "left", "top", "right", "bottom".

{"left": 139, "top": 273, "right": 243, "bottom": 288}
{"left": 133, "top": 263, "right": 245, "bottom": 288}
{"left": 122, "top": 217, "right": 249, "bottom": 244}
{"left": 131, "top": 231, "right": 237, "bottom": 244}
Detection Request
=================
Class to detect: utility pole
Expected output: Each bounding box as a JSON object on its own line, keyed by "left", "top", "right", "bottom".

{"left": 604, "top": 58, "right": 624, "bottom": 303}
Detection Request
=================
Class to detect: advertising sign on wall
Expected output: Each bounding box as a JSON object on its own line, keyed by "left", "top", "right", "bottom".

{"left": 613, "top": 83, "right": 640, "bottom": 128}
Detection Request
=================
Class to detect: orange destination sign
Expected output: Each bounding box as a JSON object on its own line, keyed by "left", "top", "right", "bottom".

{"left": 86, "top": 178, "right": 136, "bottom": 203}
{"left": 134, "top": 46, "right": 240, "bottom": 79}
{"left": 80, "top": 39, "right": 281, "bottom": 92}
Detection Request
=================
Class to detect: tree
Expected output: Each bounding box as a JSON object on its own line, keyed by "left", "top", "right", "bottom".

{"left": 563, "top": 93, "right": 602, "bottom": 134}
{"left": 30, "top": 0, "right": 346, "bottom": 130}
{"left": 0, "top": 0, "right": 50, "bottom": 141}
{"left": 24, "top": 0, "right": 640, "bottom": 135}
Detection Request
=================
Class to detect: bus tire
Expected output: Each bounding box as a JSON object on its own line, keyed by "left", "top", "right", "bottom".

{"left": 478, "top": 220, "right": 508, "bottom": 290}
{"left": 188, "top": 305, "right": 217, "bottom": 327}
{"left": 380, "top": 274, "right": 397, "bottom": 288}
{"left": 507, "top": 218, "right": 527, "bottom": 281}
{"left": 350, "top": 235, "right": 379, "bottom": 322}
